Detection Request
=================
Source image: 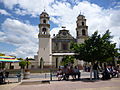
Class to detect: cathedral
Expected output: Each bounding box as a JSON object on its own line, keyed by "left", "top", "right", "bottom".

{"left": 33, "top": 10, "right": 88, "bottom": 68}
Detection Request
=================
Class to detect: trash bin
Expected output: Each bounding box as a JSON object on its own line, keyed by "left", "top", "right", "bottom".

{"left": 17, "top": 73, "right": 21, "bottom": 82}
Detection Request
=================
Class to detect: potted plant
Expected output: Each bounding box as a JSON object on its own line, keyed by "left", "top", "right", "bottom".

{"left": 19, "top": 60, "right": 31, "bottom": 79}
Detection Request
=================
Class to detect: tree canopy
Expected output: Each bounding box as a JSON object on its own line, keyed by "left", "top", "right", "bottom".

{"left": 61, "top": 56, "right": 74, "bottom": 66}
{"left": 0, "top": 53, "right": 5, "bottom": 56}
{"left": 71, "top": 30, "right": 119, "bottom": 64}
{"left": 18, "top": 58, "right": 30, "bottom": 69}
{"left": 19, "top": 60, "right": 27, "bottom": 69}
{"left": 71, "top": 30, "right": 119, "bottom": 80}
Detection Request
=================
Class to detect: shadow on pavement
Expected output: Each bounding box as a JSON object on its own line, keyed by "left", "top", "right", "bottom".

{"left": 69, "top": 78, "right": 100, "bottom": 82}
{"left": 51, "top": 78, "right": 112, "bottom": 82}
{"left": 20, "top": 80, "right": 50, "bottom": 85}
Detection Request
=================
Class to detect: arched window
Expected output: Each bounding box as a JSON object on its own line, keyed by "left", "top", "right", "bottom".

{"left": 82, "top": 29, "right": 86, "bottom": 36}
{"left": 82, "top": 22, "right": 84, "bottom": 26}
{"left": 42, "top": 28, "right": 47, "bottom": 34}
{"left": 43, "top": 19, "right": 46, "bottom": 24}
{"left": 77, "top": 31, "right": 79, "bottom": 37}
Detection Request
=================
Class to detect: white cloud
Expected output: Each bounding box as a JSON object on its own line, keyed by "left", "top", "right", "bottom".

{"left": 0, "top": 31, "right": 4, "bottom": 36}
{"left": 0, "top": 9, "right": 11, "bottom": 16}
{"left": 50, "top": 27, "right": 61, "bottom": 37}
{"left": 0, "top": 0, "right": 54, "bottom": 17}
{"left": 109, "top": 10, "right": 120, "bottom": 27}
{"left": 0, "top": 32, "right": 5, "bottom": 41}
{"left": 0, "top": 0, "right": 18, "bottom": 9}
{"left": 0, "top": 18, "right": 38, "bottom": 58}
{"left": 49, "top": 1, "right": 120, "bottom": 48}
{"left": 0, "top": 0, "right": 120, "bottom": 58}
{"left": 112, "top": 0, "right": 120, "bottom": 9}
{"left": 14, "top": 8, "right": 28, "bottom": 16}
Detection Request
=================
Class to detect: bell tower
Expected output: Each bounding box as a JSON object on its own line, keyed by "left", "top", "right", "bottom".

{"left": 76, "top": 14, "right": 88, "bottom": 43}
{"left": 39, "top": 10, "right": 50, "bottom": 37}
{"left": 38, "top": 10, "right": 52, "bottom": 67}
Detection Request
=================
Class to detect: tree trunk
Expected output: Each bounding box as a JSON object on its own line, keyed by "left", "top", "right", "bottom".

{"left": 21, "top": 68, "right": 24, "bottom": 79}
{"left": 9, "top": 63, "right": 11, "bottom": 69}
{"left": 26, "top": 59, "right": 29, "bottom": 69}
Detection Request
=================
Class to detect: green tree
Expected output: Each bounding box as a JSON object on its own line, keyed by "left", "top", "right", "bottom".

{"left": 17, "top": 58, "right": 24, "bottom": 60}
{"left": 0, "top": 53, "right": 5, "bottom": 56}
{"left": 0, "top": 63, "right": 6, "bottom": 69}
{"left": 71, "top": 30, "right": 119, "bottom": 80}
{"left": 61, "top": 56, "right": 74, "bottom": 66}
{"left": 26, "top": 57, "right": 29, "bottom": 69}
{"left": 19, "top": 60, "right": 27, "bottom": 69}
{"left": 117, "top": 53, "right": 120, "bottom": 64}
{"left": 18, "top": 57, "right": 30, "bottom": 69}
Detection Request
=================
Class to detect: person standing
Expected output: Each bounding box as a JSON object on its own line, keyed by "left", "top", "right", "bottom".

{"left": 93, "top": 62, "right": 99, "bottom": 80}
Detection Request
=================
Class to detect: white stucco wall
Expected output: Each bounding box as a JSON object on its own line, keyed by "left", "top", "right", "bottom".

{"left": 38, "top": 37, "right": 52, "bottom": 66}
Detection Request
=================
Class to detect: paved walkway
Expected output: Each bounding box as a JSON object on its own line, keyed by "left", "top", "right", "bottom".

{"left": 0, "top": 72, "right": 120, "bottom": 90}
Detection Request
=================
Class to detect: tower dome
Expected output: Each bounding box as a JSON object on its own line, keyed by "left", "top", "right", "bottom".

{"left": 40, "top": 10, "right": 49, "bottom": 18}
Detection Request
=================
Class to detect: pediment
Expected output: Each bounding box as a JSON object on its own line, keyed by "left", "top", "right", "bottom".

{"left": 53, "top": 29, "right": 75, "bottom": 39}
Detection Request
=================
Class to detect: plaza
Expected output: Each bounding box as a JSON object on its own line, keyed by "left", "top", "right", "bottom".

{"left": 0, "top": 0, "right": 120, "bottom": 90}
{"left": 0, "top": 71, "right": 120, "bottom": 90}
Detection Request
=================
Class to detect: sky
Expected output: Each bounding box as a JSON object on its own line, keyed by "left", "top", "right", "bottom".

{"left": 0, "top": 0, "right": 120, "bottom": 58}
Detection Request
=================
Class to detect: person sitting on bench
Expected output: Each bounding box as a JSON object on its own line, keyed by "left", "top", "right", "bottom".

{"left": 73, "top": 66, "right": 81, "bottom": 79}
{"left": 57, "top": 68, "right": 63, "bottom": 81}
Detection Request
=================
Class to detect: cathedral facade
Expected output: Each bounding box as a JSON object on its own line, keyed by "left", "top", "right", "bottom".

{"left": 34, "top": 11, "right": 88, "bottom": 68}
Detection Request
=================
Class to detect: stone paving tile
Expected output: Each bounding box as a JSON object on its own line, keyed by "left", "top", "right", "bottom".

{"left": 11, "top": 78, "right": 120, "bottom": 90}
{"left": 0, "top": 73, "right": 120, "bottom": 90}
{"left": 0, "top": 83, "right": 20, "bottom": 90}
{"left": 77, "top": 87, "right": 120, "bottom": 90}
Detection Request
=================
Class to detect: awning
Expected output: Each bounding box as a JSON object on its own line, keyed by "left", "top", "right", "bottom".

{"left": 52, "top": 53, "right": 75, "bottom": 56}
{"left": 0, "top": 56, "right": 20, "bottom": 62}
